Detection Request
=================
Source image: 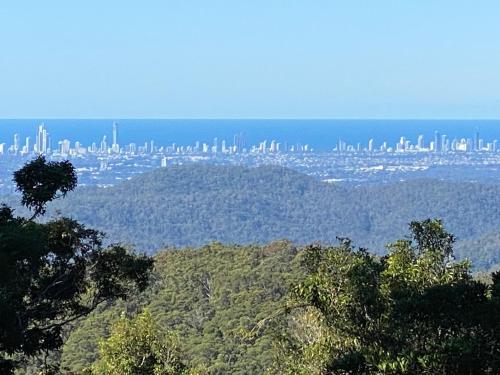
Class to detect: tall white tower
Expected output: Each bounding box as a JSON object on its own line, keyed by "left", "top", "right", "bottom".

{"left": 112, "top": 122, "right": 118, "bottom": 152}
{"left": 36, "top": 123, "right": 46, "bottom": 153}
{"left": 13, "top": 133, "right": 20, "bottom": 154}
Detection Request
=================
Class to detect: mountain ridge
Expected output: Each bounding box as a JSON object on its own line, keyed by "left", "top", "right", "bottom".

{"left": 34, "top": 164, "right": 500, "bottom": 270}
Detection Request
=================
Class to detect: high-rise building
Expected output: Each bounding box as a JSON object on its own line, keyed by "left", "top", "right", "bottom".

{"left": 270, "top": 140, "right": 277, "bottom": 153}
{"left": 434, "top": 131, "right": 440, "bottom": 152}
{"left": 417, "top": 134, "right": 424, "bottom": 149}
{"left": 441, "top": 134, "right": 448, "bottom": 152}
{"left": 110, "top": 122, "right": 120, "bottom": 153}
{"left": 466, "top": 138, "right": 473, "bottom": 152}
{"left": 42, "top": 128, "right": 48, "bottom": 153}
{"left": 25, "top": 137, "right": 30, "bottom": 154}
{"left": 13, "top": 133, "right": 20, "bottom": 154}
{"left": 368, "top": 139, "right": 374, "bottom": 152}
{"left": 61, "top": 139, "right": 71, "bottom": 154}
{"left": 235, "top": 132, "right": 245, "bottom": 151}
{"left": 337, "top": 138, "right": 344, "bottom": 153}
{"left": 112, "top": 122, "right": 118, "bottom": 148}
{"left": 100, "top": 135, "right": 108, "bottom": 153}
{"left": 35, "top": 123, "right": 48, "bottom": 153}
{"left": 259, "top": 140, "right": 267, "bottom": 153}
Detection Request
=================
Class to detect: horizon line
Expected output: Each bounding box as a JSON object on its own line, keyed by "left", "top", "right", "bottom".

{"left": 1, "top": 118, "right": 500, "bottom": 121}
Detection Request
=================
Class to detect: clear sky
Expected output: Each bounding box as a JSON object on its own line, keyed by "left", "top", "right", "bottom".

{"left": 0, "top": 1, "right": 499, "bottom": 119}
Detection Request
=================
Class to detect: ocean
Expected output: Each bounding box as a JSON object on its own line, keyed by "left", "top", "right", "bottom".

{"left": 0, "top": 119, "right": 499, "bottom": 151}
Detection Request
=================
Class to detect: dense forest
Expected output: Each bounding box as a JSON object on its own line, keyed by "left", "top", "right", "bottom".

{"left": 3, "top": 159, "right": 500, "bottom": 374}
{"left": 35, "top": 164, "right": 500, "bottom": 271}
{"left": 58, "top": 241, "right": 303, "bottom": 374}
{"left": 39, "top": 229, "right": 500, "bottom": 374}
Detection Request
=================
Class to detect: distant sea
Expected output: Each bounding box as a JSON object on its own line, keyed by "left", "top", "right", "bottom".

{"left": 1, "top": 119, "right": 500, "bottom": 151}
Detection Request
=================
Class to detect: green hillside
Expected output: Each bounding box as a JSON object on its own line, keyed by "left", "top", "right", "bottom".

{"left": 59, "top": 241, "right": 303, "bottom": 374}
{"left": 47, "top": 164, "right": 500, "bottom": 270}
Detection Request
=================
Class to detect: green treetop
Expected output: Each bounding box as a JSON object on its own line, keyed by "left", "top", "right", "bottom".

{"left": 273, "top": 219, "right": 500, "bottom": 374}
{"left": 90, "top": 309, "right": 200, "bottom": 375}
{"left": 0, "top": 156, "right": 153, "bottom": 374}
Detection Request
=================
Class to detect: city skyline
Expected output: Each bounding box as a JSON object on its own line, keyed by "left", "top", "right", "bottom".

{"left": 3, "top": 120, "right": 500, "bottom": 195}
{"left": 1, "top": 122, "right": 498, "bottom": 157}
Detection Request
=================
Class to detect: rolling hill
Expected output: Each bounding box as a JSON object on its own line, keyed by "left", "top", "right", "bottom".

{"left": 40, "top": 164, "right": 500, "bottom": 270}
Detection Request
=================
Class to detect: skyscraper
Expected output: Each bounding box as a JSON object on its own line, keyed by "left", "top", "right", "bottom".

{"left": 35, "top": 123, "right": 48, "bottom": 153}
{"left": 441, "top": 134, "right": 448, "bottom": 153}
{"left": 13, "top": 133, "right": 20, "bottom": 154}
{"left": 25, "top": 137, "right": 30, "bottom": 154}
{"left": 417, "top": 134, "right": 424, "bottom": 149}
{"left": 112, "top": 122, "right": 118, "bottom": 146}
{"left": 100, "top": 135, "right": 107, "bottom": 153}
{"left": 368, "top": 139, "right": 374, "bottom": 152}
{"left": 434, "top": 131, "right": 440, "bottom": 152}
{"left": 112, "top": 122, "right": 119, "bottom": 152}
{"left": 213, "top": 137, "right": 218, "bottom": 153}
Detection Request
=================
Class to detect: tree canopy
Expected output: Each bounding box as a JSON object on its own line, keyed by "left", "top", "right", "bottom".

{"left": 0, "top": 156, "right": 153, "bottom": 373}
{"left": 4, "top": 159, "right": 500, "bottom": 374}
{"left": 90, "top": 309, "right": 192, "bottom": 375}
{"left": 60, "top": 241, "right": 303, "bottom": 374}
{"left": 58, "top": 222, "right": 500, "bottom": 374}
{"left": 37, "top": 164, "right": 500, "bottom": 271}
{"left": 273, "top": 219, "right": 500, "bottom": 374}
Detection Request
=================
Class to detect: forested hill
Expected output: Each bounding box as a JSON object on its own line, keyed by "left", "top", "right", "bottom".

{"left": 47, "top": 164, "right": 500, "bottom": 269}
{"left": 59, "top": 241, "right": 303, "bottom": 374}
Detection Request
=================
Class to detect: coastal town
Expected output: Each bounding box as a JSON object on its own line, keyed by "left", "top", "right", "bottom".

{"left": 1, "top": 123, "right": 500, "bottom": 194}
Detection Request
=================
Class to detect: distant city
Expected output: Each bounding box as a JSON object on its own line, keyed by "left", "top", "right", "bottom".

{"left": 1, "top": 122, "right": 500, "bottom": 195}
{"left": 0, "top": 122, "right": 498, "bottom": 160}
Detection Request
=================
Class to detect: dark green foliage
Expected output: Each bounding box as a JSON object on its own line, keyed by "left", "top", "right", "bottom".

{"left": 274, "top": 220, "right": 500, "bottom": 374}
{"left": 0, "top": 158, "right": 153, "bottom": 373}
{"left": 52, "top": 222, "right": 500, "bottom": 374}
{"left": 41, "top": 164, "right": 500, "bottom": 270}
{"left": 5, "top": 161, "right": 500, "bottom": 373}
{"left": 13, "top": 156, "right": 77, "bottom": 218}
{"left": 60, "top": 241, "right": 303, "bottom": 374}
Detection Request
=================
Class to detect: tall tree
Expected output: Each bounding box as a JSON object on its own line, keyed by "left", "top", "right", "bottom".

{"left": 273, "top": 220, "right": 500, "bottom": 374}
{"left": 0, "top": 156, "right": 153, "bottom": 373}
{"left": 90, "top": 309, "right": 194, "bottom": 375}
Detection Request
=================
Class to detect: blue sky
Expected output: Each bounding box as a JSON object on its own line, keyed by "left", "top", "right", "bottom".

{"left": 0, "top": 1, "right": 499, "bottom": 118}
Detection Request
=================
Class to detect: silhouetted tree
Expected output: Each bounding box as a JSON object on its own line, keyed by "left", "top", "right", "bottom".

{"left": 0, "top": 156, "right": 153, "bottom": 373}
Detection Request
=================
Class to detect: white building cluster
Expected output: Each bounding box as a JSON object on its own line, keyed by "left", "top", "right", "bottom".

{"left": 0, "top": 123, "right": 498, "bottom": 160}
